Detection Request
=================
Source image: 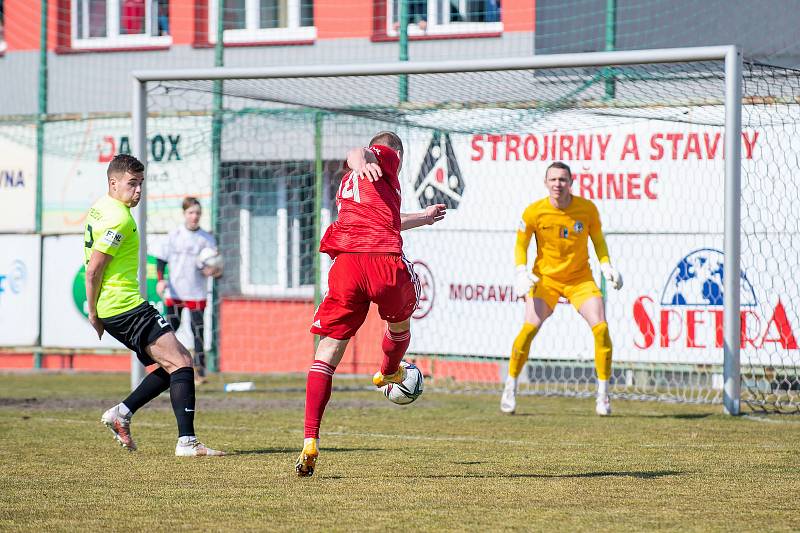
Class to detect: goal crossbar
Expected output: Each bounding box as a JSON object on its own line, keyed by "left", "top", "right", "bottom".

{"left": 132, "top": 46, "right": 737, "bottom": 82}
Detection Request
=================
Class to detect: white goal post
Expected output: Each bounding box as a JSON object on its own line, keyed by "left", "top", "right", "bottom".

{"left": 130, "top": 46, "right": 744, "bottom": 415}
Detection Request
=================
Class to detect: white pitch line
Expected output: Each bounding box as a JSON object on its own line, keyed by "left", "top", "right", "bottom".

{"left": 6, "top": 415, "right": 797, "bottom": 451}
{"left": 742, "top": 414, "right": 800, "bottom": 425}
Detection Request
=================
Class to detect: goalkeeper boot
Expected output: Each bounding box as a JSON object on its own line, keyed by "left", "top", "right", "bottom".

{"left": 175, "top": 438, "right": 226, "bottom": 457}
{"left": 372, "top": 365, "right": 406, "bottom": 388}
{"left": 500, "top": 376, "right": 518, "bottom": 414}
{"left": 101, "top": 405, "right": 137, "bottom": 451}
{"left": 595, "top": 394, "right": 612, "bottom": 416}
{"left": 296, "top": 438, "right": 319, "bottom": 477}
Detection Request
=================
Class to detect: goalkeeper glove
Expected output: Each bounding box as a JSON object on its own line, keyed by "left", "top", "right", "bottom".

{"left": 514, "top": 265, "right": 539, "bottom": 296}
{"left": 600, "top": 263, "right": 623, "bottom": 290}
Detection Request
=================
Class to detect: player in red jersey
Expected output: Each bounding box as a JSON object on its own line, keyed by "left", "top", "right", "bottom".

{"left": 296, "top": 131, "right": 446, "bottom": 477}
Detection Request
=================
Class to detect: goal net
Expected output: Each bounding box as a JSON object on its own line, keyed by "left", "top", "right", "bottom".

{"left": 139, "top": 49, "right": 800, "bottom": 413}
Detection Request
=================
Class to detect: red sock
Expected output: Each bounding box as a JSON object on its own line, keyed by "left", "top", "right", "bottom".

{"left": 304, "top": 360, "right": 336, "bottom": 439}
{"left": 380, "top": 329, "right": 410, "bottom": 375}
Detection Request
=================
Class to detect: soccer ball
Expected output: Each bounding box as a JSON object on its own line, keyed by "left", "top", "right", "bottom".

{"left": 196, "top": 247, "right": 223, "bottom": 270}
{"left": 382, "top": 361, "right": 424, "bottom": 405}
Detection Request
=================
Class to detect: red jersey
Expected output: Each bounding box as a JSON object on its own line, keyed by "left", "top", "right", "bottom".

{"left": 320, "top": 145, "right": 403, "bottom": 258}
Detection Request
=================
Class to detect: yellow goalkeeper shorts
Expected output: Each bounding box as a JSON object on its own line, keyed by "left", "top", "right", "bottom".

{"left": 530, "top": 274, "right": 603, "bottom": 311}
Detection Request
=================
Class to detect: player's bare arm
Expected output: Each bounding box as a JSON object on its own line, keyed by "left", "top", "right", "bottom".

{"left": 85, "top": 250, "right": 114, "bottom": 339}
{"left": 347, "top": 147, "right": 382, "bottom": 182}
{"left": 400, "top": 203, "right": 447, "bottom": 231}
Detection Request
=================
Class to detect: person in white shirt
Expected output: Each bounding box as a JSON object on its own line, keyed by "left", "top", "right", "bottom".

{"left": 156, "top": 197, "right": 222, "bottom": 385}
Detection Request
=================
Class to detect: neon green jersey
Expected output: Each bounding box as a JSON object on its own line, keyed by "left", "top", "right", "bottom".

{"left": 84, "top": 195, "right": 144, "bottom": 318}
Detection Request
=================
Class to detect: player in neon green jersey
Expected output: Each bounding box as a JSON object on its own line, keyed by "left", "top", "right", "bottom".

{"left": 85, "top": 154, "right": 224, "bottom": 457}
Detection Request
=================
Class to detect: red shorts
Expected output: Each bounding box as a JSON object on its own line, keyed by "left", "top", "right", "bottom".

{"left": 310, "top": 253, "right": 419, "bottom": 340}
{"left": 164, "top": 299, "right": 207, "bottom": 311}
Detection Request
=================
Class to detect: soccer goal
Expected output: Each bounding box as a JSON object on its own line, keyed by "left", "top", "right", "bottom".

{"left": 131, "top": 46, "right": 800, "bottom": 414}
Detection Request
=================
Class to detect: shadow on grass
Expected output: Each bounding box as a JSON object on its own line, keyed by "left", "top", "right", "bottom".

{"left": 421, "top": 470, "right": 683, "bottom": 480}
{"left": 230, "top": 448, "right": 291, "bottom": 455}
{"left": 512, "top": 412, "right": 713, "bottom": 421}
{"left": 232, "top": 446, "right": 382, "bottom": 456}
{"left": 630, "top": 413, "right": 713, "bottom": 420}
{"left": 550, "top": 470, "right": 682, "bottom": 479}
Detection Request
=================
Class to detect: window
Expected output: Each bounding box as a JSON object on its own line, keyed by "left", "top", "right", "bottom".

{"left": 0, "top": 0, "right": 6, "bottom": 53}
{"left": 71, "top": 0, "right": 171, "bottom": 49}
{"left": 222, "top": 161, "right": 339, "bottom": 298}
{"left": 386, "top": 0, "right": 501, "bottom": 37}
{"left": 209, "top": 0, "right": 315, "bottom": 44}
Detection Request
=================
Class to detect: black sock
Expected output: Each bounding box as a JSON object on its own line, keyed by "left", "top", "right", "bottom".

{"left": 170, "top": 367, "right": 196, "bottom": 438}
{"left": 122, "top": 367, "right": 171, "bottom": 414}
{"left": 190, "top": 310, "right": 206, "bottom": 377}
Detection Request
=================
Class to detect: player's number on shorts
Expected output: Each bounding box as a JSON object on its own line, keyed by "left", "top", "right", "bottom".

{"left": 157, "top": 316, "right": 169, "bottom": 329}
{"left": 84, "top": 224, "right": 94, "bottom": 249}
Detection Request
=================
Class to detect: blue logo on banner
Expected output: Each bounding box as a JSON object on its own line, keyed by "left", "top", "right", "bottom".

{"left": 0, "top": 260, "right": 27, "bottom": 301}
{"left": 660, "top": 248, "right": 756, "bottom": 307}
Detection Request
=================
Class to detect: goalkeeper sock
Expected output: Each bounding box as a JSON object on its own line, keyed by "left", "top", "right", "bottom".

{"left": 122, "top": 367, "right": 170, "bottom": 415}
{"left": 597, "top": 379, "right": 609, "bottom": 398}
{"left": 380, "top": 328, "right": 410, "bottom": 376}
{"left": 304, "top": 360, "right": 336, "bottom": 439}
{"left": 592, "top": 321, "right": 613, "bottom": 382}
{"left": 509, "top": 323, "right": 539, "bottom": 378}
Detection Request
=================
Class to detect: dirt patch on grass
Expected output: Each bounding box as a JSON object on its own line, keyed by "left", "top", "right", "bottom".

{"left": 0, "top": 394, "right": 414, "bottom": 413}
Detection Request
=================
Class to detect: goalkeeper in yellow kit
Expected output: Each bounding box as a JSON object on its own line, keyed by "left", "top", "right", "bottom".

{"left": 501, "top": 162, "right": 623, "bottom": 416}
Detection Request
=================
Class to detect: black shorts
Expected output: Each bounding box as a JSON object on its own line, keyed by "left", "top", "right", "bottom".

{"left": 101, "top": 302, "right": 173, "bottom": 366}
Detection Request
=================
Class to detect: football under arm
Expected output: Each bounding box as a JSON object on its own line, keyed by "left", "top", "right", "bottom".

{"left": 85, "top": 250, "right": 114, "bottom": 318}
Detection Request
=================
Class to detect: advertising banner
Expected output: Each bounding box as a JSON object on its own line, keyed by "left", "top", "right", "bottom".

{"left": 0, "top": 235, "right": 40, "bottom": 346}
{"left": 407, "top": 231, "right": 799, "bottom": 366}
{"left": 41, "top": 234, "right": 175, "bottom": 349}
{"left": 401, "top": 110, "right": 799, "bottom": 366}
{"left": 42, "top": 116, "right": 212, "bottom": 235}
{"left": 0, "top": 124, "right": 37, "bottom": 232}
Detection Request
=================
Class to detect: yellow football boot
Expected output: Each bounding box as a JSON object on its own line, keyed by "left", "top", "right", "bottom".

{"left": 295, "top": 438, "right": 319, "bottom": 477}
{"left": 372, "top": 365, "right": 407, "bottom": 388}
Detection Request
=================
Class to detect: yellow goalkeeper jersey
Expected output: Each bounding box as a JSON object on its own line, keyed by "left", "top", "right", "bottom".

{"left": 515, "top": 195, "right": 610, "bottom": 282}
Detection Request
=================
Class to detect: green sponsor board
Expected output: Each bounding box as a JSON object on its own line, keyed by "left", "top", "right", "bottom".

{"left": 72, "top": 255, "right": 165, "bottom": 318}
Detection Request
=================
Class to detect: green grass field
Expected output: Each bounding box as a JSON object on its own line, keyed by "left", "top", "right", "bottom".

{"left": 1, "top": 372, "right": 798, "bottom": 532}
